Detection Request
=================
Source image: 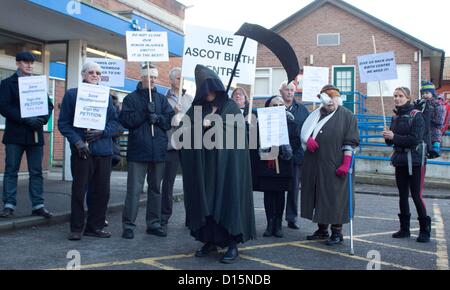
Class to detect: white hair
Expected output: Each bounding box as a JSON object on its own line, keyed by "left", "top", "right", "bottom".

{"left": 81, "top": 62, "right": 102, "bottom": 75}
{"left": 169, "top": 67, "right": 181, "bottom": 80}
{"left": 279, "top": 80, "right": 296, "bottom": 91}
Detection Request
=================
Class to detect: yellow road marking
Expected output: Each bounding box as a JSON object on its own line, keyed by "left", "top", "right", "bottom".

{"left": 239, "top": 254, "right": 302, "bottom": 270}
{"left": 289, "top": 242, "right": 417, "bottom": 270}
{"left": 433, "top": 203, "right": 449, "bottom": 270}
{"left": 352, "top": 237, "right": 437, "bottom": 256}
{"left": 139, "top": 259, "right": 178, "bottom": 270}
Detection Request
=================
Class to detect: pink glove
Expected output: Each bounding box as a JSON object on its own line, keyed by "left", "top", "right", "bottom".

{"left": 307, "top": 137, "right": 319, "bottom": 153}
{"left": 336, "top": 155, "right": 352, "bottom": 177}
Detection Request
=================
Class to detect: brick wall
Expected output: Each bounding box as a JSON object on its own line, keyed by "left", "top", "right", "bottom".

{"left": 257, "top": 3, "right": 430, "bottom": 115}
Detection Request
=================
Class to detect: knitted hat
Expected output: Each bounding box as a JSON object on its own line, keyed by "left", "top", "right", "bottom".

{"left": 420, "top": 81, "right": 436, "bottom": 95}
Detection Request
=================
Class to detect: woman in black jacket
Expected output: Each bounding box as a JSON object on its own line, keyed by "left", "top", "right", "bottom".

{"left": 383, "top": 87, "right": 431, "bottom": 243}
{"left": 251, "top": 96, "right": 300, "bottom": 238}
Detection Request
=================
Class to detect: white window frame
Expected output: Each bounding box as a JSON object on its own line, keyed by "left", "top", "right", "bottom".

{"left": 254, "top": 67, "right": 273, "bottom": 98}
{"left": 317, "top": 33, "right": 341, "bottom": 46}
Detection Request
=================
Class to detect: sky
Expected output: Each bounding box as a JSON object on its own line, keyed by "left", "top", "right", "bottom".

{"left": 177, "top": 0, "right": 450, "bottom": 54}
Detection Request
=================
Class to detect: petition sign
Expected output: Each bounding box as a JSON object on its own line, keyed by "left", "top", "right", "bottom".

{"left": 357, "top": 51, "right": 398, "bottom": 83}
{"left": 257, "top": 106, "right": 290, "bottom": 149}
{"left": 87, "top": 58, "right": 125, "bottom": 87}
{"left": 302, "top": 66, "right": 329, "bottom": 103}
{"left": 126, "top": 31, "right": 169, "bottom": 62}
{"left": 18, "top": 75, "right": 49, "bottom": 118}
{"left": 182, "top": 25, "right": 258, "bottom": 85}
{"left": 74, "top": 83, "right": 110, "bottom": 130}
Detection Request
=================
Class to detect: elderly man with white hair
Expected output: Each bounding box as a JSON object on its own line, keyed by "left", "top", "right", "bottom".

{"left": 161, "top": 67, "right": 193, "bottom": 233}
{"left": 58, "top": 61, "right": 121, "bottom": 241}
{"left": 279, "top": 81, "right": 309, "bottom": 230}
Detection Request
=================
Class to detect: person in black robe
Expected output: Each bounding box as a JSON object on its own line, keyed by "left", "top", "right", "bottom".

{"left": 179, "top": 65, "right": 256, "bottom": 264}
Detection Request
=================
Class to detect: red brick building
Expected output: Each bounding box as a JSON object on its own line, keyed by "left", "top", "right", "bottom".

{"left": 255, "top": 0, "right": 445, "bottom": 115}
{"left": 437, "top": 57, "right": 450, "bottom": 100}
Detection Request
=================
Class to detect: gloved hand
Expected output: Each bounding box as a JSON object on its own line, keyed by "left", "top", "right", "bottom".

{"left": 85, "top": 130, "right": 104, "bottom": 143}
{"left": 23, "top": 117, "right": 43, "bottom": 131}
{"left": 74, "top": 140, "right": 90, "bottom": 159}
{"left": 280, "top": 144, "right": 293, "bottom": 160}
{"left": 149, "top": 113, "right": 160, "bottom": 125}
{"left": 147, "top": 102, "right": 156, "bottom": 114}
{"left": 306, "top": 137, "right": 319, "bottom": 153}
{"left": 336, "top": 155, "right": 352, "bottom": 177}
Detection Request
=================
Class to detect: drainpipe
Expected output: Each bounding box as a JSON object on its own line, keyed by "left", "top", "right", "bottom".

{"left": 418, "top": 49, "right": 422, "bottom": 99}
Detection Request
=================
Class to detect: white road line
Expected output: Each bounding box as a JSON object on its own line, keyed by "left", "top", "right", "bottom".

{"left": 353, "top": 237, "right": 437, "bottom": 256}
{"left": 433, "top": 203, "right": 449, "bottom": 270}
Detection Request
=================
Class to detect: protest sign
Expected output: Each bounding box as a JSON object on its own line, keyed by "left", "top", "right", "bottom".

{"left": 126, "top": 31, "right": 169, "bottom": 62}
{"left": 257, "top": 106, "right": 290, "bottom": 149}
{"left": 182, "top": 25, "right": 258, "bottom": 85}
{"left": 86, "top": 58, "right": 125, "bottom": 87}
{"left": 302, "top": 66, "right": 329, "bottom": 102}
{"left": 357, "top": 51, "right": 397, "bottom": 83}
{"left": 18, "top": 75, "right": 49, "bottom": 118}
{"left": 74, "top": 83, "right": 110, "bottom": 130}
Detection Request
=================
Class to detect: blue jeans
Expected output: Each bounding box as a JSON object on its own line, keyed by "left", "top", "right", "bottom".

{"left": 2, "top": 144, "right": 44, "bottom": 210}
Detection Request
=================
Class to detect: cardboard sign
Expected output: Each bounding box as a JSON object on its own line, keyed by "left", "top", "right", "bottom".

{"left": 302, "top": 66, "right": 329, "bottom": 102}
{"left": 87, "top": 58, "right": 125, "bottom": 87}
{"left": 126, "top": 31, "right": 169, "bottom": 62}
{"left": 257, "top": 106, "right": 290, "bottom": 149}
{"left": 357, "top": 51, "right": 398, "bottom": 83}
{"left": 18, "top": 75, "right": 49, "bottom": 118}
{"left": 182, "top": 25, "right": 258, "bottom": 85}
{"left": 73, "top": 83, "right": 110, "bottom": 130}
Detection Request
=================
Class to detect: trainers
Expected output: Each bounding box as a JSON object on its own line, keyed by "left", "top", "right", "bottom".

{"left": 0, "top": 208, "right": 14, "bottom": 218}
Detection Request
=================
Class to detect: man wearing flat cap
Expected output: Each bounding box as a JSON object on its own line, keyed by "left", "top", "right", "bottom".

{"left": 120, "top": 64, "right": 174, "bottom": 239}
{"left": 0, "top": 52, "right": 54, "bottom": 218}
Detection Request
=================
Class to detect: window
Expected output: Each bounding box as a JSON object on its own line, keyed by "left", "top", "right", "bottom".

{"left": 317, "top": 33, "right": 340, "bottom": 46}
{"left": 254, "top": 68, "right": 287, "bottom": 97}
{"left": 367, "top": 64, "right": 411, "bottom": 96}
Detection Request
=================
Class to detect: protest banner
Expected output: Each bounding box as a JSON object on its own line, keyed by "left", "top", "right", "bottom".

{"left": 182, "top": 25, "right": 258, "bottom": 85}
{"left": 126, "top": 29, "right": 170, "bottom": 136}
{"left": 257, "top": 106, "right": 290, "bottom": 174}
{"left": 357, "top": 51, "right": 397, "bottom": 83}
{"left": 19, "top": 75, "right": 49, "bottom": 143}
{"left": 126, "top": 31, "right": 169, "bottom": 62}
{"left": 73, "top": 83, "right": 110, "bottom": 130}
{"left": 87, "top": 58, "right": 125, "bottom": 87}
{"left": 302, "top": 66, "right": 330, "bottom": 103}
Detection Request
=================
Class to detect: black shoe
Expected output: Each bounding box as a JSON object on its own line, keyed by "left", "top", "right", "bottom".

{"left": 83, "top": 229, "right": 111, "bottom": 238}
{"left": 263, "top": 219, "right": 274, "bottom": 237}
{"left": 220, "top": 245, "right": 239, "bottom": 264}
{"left": 326, "top": 232, "right": 344, "bottom": 246}
{"left": 146, "top": 227, "right": 167, "bottom": 237}
{"left": 273, "top": 218, "right": 284, "bottom": 238}
{"left": 287, "top": 221, "right": 300, "bottom": 230}
{"left": 0, "top": 208, "right": 14, "bottom": 218}
{"left": 32, "top": 208, "right": 53, "bottom": 219}
{"left": 122, "top": 229, "right": 134, "bottom": 239}
{"left": 307, "top": 230, "right": 330, "bottom": 240}
{"left": 392, "top": 214, "right": 411, "bottom": 239}
{"left": 195, "top": 243, "right": 217, "bottom": 257}
{"left": 417, "top": 216, "right": 431, "bottom": 243}
{"left": 68, "top": 232, "right": 82, "bottom": 241}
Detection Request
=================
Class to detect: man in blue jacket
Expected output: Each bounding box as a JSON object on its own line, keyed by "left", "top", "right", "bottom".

{"left": 279, "top": 81, "right": 309, "bottom": 230}
{"left": 120, "top": 64, "right": 174, "bottom": 239}
{"left": 58, "top": 62, "right": 121, "bottom": 241}
{"left": 0, "top": 52, "right": 54, "bottom": 218}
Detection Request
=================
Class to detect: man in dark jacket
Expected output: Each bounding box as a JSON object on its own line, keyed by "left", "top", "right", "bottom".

{"left": 0, "top": 52, "right": 54, "bottom": 218}
{"left": 58, "top": 62, "right": 121, "bottom": 241}
{"left": 120, "top": 64, "right": 174, "bottom": 240}
{"left": 279, "top": 81, "right": 309, "bottom": 229}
